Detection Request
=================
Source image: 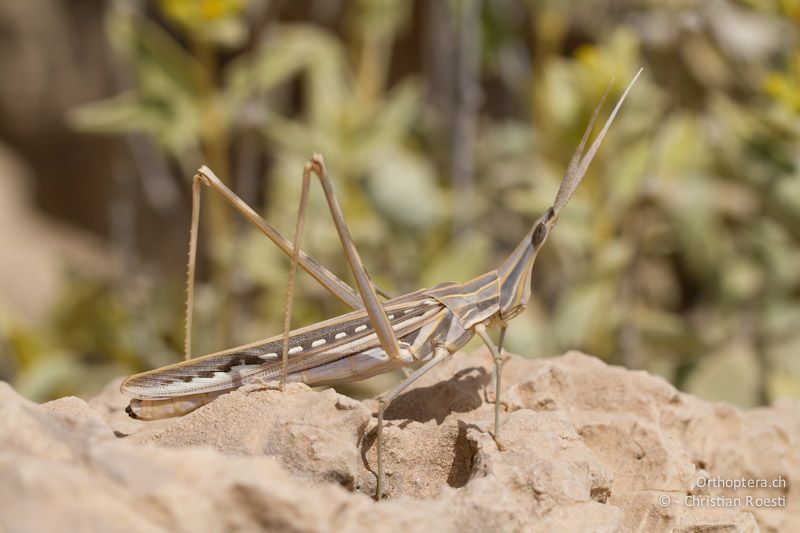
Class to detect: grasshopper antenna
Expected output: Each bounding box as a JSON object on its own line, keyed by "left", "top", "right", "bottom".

{"left": 552, "top": 67, "right": 643, "bottom": 216}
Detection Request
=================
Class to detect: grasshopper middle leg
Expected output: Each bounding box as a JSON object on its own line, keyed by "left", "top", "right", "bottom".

{"left": 375, "top": 346, "right": 450, "bottom": 500}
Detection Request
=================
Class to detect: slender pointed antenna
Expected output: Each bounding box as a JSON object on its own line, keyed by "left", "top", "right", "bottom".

{"left": 555, "top": 80, "right": 612, "bottom": 211}
{"left": 553, "top": 68, "right": 643, "bottom": 215}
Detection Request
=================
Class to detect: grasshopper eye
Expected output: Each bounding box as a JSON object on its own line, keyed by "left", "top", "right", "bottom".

{"left": 531, "top": 223, "right": 547, "bottom": 246}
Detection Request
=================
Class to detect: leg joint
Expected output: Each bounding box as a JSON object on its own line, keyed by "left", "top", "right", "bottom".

{"left": 193, "top": 172, "right": 210, "bottom": 187}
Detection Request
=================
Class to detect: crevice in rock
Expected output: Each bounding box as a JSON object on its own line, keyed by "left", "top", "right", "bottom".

{"left": 446, "top": 420, "right": 477, "bottom": 488}
{"left": 591, "top": 486, "right": 611, "bottom": 503}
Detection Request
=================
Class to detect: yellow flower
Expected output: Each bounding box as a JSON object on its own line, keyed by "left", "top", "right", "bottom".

{"left": 159, "top": 0, "right": 245, "bottom": 29}
{"left": 763, "top": 52, "right": 800, "bottom": 113}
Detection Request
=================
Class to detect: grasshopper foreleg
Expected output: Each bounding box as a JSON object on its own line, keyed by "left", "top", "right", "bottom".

{"left": 475, "top": 324, "right": 509, "bottom": 447}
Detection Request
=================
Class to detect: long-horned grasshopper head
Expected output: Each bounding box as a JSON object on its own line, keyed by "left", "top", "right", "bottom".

{"left": 497, "top": 69, "right": 642, "bottom": 323}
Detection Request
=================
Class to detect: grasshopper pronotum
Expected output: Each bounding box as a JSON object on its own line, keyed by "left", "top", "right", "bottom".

{"left": 121, "top": 69, "right": 642, "bottom": 500}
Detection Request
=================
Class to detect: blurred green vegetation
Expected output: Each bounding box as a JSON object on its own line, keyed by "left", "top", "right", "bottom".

{"left": 2, "top": 0, "right": 800, "bottom": 408}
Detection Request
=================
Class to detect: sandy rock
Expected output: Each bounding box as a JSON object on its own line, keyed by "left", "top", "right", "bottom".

{"left": 0, "top": 382, "right": 112, "bottom": 461}
{"left": 612, "top": 491, "right": 758, "bottom": 532}
{"left": 1, "top": 350, "right": 798, "bottom": 532}
{"left": 128, "top": 383, "right": 372, "bottom": 489}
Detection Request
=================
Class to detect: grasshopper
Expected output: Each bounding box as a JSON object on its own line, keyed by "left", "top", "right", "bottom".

{"left": 121, "top": 70, "right": 641, "bottom": 500}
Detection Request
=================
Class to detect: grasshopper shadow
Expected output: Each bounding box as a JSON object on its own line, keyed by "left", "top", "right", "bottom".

{"left": 383, "top": 365, "right": 490, "bottom": 425}
{"left": 359, "top": 365, "right": 489, "bottom": 451}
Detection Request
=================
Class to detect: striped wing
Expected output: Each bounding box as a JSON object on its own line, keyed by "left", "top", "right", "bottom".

{"left": 121, "top": 296, "right": 444, "bottom": 400}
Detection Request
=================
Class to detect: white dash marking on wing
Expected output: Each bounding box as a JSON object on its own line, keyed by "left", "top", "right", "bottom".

{"left": 388, "top": 314, "right": 395, "bottom": 319}
{"left": 311, "top": 339, "right": 326, "bottom": 348}
{"left": 355, "top": 325, "right": 367, "bottom": 333}
{"left": 260, "top": 353, "right": 277, "bottom": 360}
{"left": 288, "top": 346, "right": 303, "bottom": 354}
{"left": 183, "top": 371, "right": 231, "bottom": 384}
{"left": 335, "top": 332, "right": 347, "bottom": 339}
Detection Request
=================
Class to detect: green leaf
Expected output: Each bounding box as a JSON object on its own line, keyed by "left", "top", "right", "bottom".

{"left": 684, "top": 344, "right": 761, "bottom": 408}
{"left": 227, "top": 25, "right": 348, "bottom": 121}
{"left": 421, "top": 233, "right": 492, "bottom": 287}
{"left": 366, "top": 147, "right": 444, "bottom": 230}
{"left": 553, "top": 279, "right": 616, "bottom": 349}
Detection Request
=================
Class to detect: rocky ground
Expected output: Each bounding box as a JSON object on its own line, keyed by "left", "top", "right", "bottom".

{"left": 1, "top": 350, "right": 798, "bottom": 532}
